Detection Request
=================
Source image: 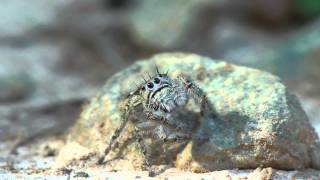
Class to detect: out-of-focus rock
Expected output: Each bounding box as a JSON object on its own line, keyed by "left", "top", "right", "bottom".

{"left": 0, "top": 43, "right": 97, "bottom": 141}
{"left": 55, "top": 53, "right": 320, "bottom": 172}
{"left": 0, "top": 0, "right": 136, "bottom": 143}
{"left": 127, "top": 0, "right": 221, "bottom": 49}
{"left": 294, "top": 0, "right": 320, "bottom": 19}
{"left": 256, "top": 20, "right": 320, "bottom": 79}
{"left": 299, "top": 96, "right": 320, "bottom": 136}
{"left": 208, "top": 19, "right": 278, "bottom": 66}
{"left": 0, "top": 73, "right": 35, "bottom": 102}
{"left": 241, "top": 0, "right": 320, "bottom": 25}
{"left": 243, "top": 0, "right": 293, "bottom": 25}
{"left": 0, "top": 0, "right": 72, "bottom": 38}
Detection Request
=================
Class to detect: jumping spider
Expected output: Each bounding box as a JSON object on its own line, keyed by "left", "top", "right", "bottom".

{"left": 99, "top": 67, "right": 212, "bottom": 165}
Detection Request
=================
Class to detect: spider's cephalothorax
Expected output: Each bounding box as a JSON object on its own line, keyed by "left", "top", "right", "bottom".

{"left": 142, "top": 73, "right": 188, "bottom": 114}
{"left": 99, "top": 68, "right": 211, "bottom": 165}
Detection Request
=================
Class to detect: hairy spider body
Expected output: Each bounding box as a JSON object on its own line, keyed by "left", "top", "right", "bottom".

{"left": 99, "top": 68, "right": 210, "bottom": 165}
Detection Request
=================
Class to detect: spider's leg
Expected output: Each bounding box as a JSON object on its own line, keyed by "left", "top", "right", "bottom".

{"left": 163, "top": 131, "right": 192, "bottom": 142}
{"left": 177, "top": 75, "right": 213, "bottom": 116}
{"left": 145, "top": 110, "right": 189, "bottom": 131}
{"left": 154, "top": 124, "right": 193, "bottom": 142}
{"left": 135, "top": 121, "right": 174, "bottom": 167}
{"left": 98, "top": 115, "right": 130, "bottom": 164}
{"left": 134, "top": 127, "right": 151, "bottom": 167}
{"left": 138, "top": 116, "right": 192, "bottom": 143}
{"left": 104, "top": 118, "right": 129, "bottom": 159}
{"left": 98, "top": 95, "right": 139, "bottom": 164}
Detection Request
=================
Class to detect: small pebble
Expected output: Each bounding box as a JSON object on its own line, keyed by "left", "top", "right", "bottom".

{"left": 148, "top": 170, "right": 156, "bottom": 177}
{"left": 74, "top": 171, "right": 89, "bottom": 178}
{"left": 60, "top": 168, "right": 72, "bottom": 175}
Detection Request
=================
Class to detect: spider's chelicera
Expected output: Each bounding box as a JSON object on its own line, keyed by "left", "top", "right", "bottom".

{"left": 99, "top": 67, "right": 211, "bottom": 165}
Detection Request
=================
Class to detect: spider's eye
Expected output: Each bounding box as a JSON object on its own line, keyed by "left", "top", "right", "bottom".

{"left": 147, "top": 82, "right": 154, "bottom": 89}
{"left": 141, "top": 86, "right": 146, "bottom": 91}
{"left": 154, "top": 77, "right": 160, "bottom": 84}
{"left": 158, "top": 74, "right": 163, "bottom": 77}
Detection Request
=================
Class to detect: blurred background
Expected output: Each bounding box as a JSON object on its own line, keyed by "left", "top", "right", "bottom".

{"left": 0, "top": 0, "right": 319, "bottom": 149}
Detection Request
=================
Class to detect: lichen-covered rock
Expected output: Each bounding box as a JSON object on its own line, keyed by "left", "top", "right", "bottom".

{"left": 55, "top": 52, "right": 320, "bottom": 172}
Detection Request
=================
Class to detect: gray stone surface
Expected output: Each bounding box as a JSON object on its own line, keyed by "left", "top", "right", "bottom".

{"left": 56, "top": 53, "right": 320, "bottom": 172}
{"left": 128, "top": 0, "right": 219, "bottom": 49}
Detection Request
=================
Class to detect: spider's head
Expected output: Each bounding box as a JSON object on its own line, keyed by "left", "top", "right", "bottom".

{"left": 139, "top": 71, "right": 187, "bottom": 113}
{"left": 141, "top": 73, "right": 171, "bottom": 93}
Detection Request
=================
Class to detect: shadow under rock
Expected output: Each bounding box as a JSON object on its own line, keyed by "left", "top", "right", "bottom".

{"left": 191, "top": 111, "right": 252, "bottom": 171}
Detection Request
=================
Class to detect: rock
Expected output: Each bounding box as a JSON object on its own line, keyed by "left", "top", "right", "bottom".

{"left": 73, "top": 171, "right": 89, "bottom": 178}
{"left": 243, "top": 0, "right": 293, "bottom": 25}
{"left": 254, "top": 20, "right": 320, "bottom": 79}
{"left": 247, "top": 20, "right": 320, "bottom": 133}
{"left": 294, "top": 0, "right": 320, "bottom": 19}
{"left": 0, "top": 43, "right": 95, "bottom": 142}
{"left": 127, "top": 0, "right": 218, "bottom": 49}
{"left": 0, "top": 0, "right": 71, "bottom": 38}
{"left": 56, "top": 52, "right": 320, "bottom": 171}
{"left": 0, "top": 73, "right": 35, "bottom": 102}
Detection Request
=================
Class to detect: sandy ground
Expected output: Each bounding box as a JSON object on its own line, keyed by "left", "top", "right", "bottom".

{"left": 0, "top": 137, "right": 319, "bottom": 180}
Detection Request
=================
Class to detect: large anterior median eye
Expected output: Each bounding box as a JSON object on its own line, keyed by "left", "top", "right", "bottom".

{"left": 147, "top": 82, "right": 154, "bottom": 89}
{"left": 154, "top": 77, "right": 160, "bottom": 84}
